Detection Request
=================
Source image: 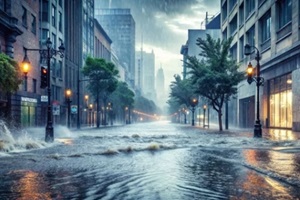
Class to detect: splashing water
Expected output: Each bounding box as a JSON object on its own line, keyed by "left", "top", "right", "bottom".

{"left": 0, "top": 120, "right": 46, "bottom": 154}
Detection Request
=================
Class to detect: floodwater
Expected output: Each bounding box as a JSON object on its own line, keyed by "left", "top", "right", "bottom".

{"left": 0, "top": 121, "right": 300, "bottom": 199}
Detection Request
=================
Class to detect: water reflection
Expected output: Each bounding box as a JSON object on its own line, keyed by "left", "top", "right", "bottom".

{"left": 244, "top": 148, "right": 300, "bottom": 189}
{"left": 10, "top": 170, "right": 52, "bottom": 200}
{"left": 265, "top": 129, "right": 299, "bottom": 141}
{"left": 235, "top": 171, "right": 293, "bottom": 200}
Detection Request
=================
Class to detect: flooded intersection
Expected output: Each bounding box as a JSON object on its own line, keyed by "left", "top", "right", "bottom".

{"left": 0, "top": 121, "right": 300, "bottom": 199}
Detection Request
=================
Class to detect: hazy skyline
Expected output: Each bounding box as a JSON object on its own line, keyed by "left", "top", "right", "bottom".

{"left": 95, "top": 0, "right": 220, "bottom": 87}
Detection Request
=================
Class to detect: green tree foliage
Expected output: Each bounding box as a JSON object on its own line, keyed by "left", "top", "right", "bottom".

{"left": 169, "top": 74, "right": 195, "bottom": 108}
{"left": 109, "top": 81, "right": 135, "bottom": 121}
{"left": 134, "top": 96, "right": 160, "bottom": 121}
{"left": 0, "top": 53, "right": 22, "bottom": 93}
{"left": 187, "top": 34, "right": 244, "bottom": 131}
{"left": 82, "top": 57, "right": 119, "bottom": 127}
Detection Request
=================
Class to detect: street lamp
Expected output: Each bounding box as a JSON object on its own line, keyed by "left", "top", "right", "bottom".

{"left": 65, "top": 89, "right": 72, "bottom": 128}
{"left": 22, "top": 51, "right": 30, "bottom": 91}
{"left": 244, "top": 44, "right": 264, "bottom": 137}
{"left": 190, "top": 97, "right": 198, "bottom": 126}
{"left": 23, "top": 37, "right": 65, "bottom": 142}
{"left": 89, "top": 103, "right": 93, "bottom": 127}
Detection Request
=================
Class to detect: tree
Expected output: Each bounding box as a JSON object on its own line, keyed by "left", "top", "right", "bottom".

{"left": 187, "top": 34, "right": 244, "bottom": 131}
{"left": 0, "top": 53, "right": 22, "bottom": 122}
{"left": 169, "top": 74, "right": 195, "bottom": 106}
{"left": 82, "top": 57, "right": 119, "bottom": 127}
{"left": 0, "top": 53, "right": 22, "bottom": 93}
{"left": 109, "top": 81, "right": 135, "bottom": 123}
{"left": 169, "top": 74, "right": 197, "bottom": 124}
{"left": 134, "top": 96, "right": 159, "bottom": 122}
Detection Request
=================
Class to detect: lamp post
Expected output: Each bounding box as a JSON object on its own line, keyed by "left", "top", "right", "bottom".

{"left": 22, "top": 38, "right": 65, "bottom": 142}
{"left": 244, "top": 44, "right": 264, "bottom": 137}
{"left": 65, "top": 89, "right": 72, "bottom": 128}
{"left": 203, "top": 105, "right": 207, "bottom": 128}
{"left": 125, "top": 106, "right": 128, "bottom": 124}
{"left": 182, "top": 108, "right": 187, "bottom": 124}
{"left": 190, "top": 97, "right": 198, "bottom": 126}
{"left": 89, "top": 103, "right": 93, "bottom": 127}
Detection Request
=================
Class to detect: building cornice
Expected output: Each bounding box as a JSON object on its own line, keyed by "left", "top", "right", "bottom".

{"left": 261, "top": 41, "right": 300, "bottom": 73}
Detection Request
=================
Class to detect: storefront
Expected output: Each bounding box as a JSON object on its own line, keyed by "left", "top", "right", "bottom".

{"left": 268, "top": 73, "right": 292, "bottom": 129}
{"left": 21, "top": 97, "right": 37, "bottom": 127}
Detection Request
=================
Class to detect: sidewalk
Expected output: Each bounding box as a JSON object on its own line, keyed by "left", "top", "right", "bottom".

{"left": 193, "top": 122, "right": 300, "bottom": 140}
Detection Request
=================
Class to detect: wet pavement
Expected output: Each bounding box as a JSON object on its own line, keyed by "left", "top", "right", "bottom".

{"left": 0, "top": 121, "right": 300, "bottom": 199}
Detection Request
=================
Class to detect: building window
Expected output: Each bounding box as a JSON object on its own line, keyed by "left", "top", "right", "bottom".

{"left": 246, "top": 25, "right": 255, "bottom": 48}
{"left": 31, "top": 14, "right": 36, "bottom": 34}
{"left": 259, "top": 10, "right": 271, "bottom": 50}
{"left": 59, "top": 11, "right": 62, "bottom": 32}
{"left": 33, "top": 79, "right": 37, "bottom": 93}
{"left": 269, "top": 73, "right": 292, "bottom": 128}
{"left": 0, "top": 0, "right": 6, "bottom": 11}
{"left": 59, "top": 0, "right": 62, "bottom": 7}
{"left": 239, "top": 36, "right": 244, "bottom": 61}
{"left": 230, "top": 43, "right": 237, "bottom": 61}
{"left": 222, "top": 1, "right": 227, "bottom": 22}
{"left": 277, "top": 0, "right": 292, "bottom": 29}
{"left": 57, "top": 60, "right": 62, "bottom": 78}
{"left": 41, "top": 29, "right": 49, "bottom": 45}
{"left": 229, "top": 0, "right": 237, "bottom": 12}
{"left": 258, "top": 0, "right": 267, "bottom": 6}
{"left": 239, "top": 3, "right": 244, "bottom": 27}
{"left": 52, "top": 5, "right": 56, "bottom": 27}
{"left": 229, "top": 14, "right": 237, "bottom": 35}
{"left": 51, "top": 58, "right": 56, "bottom": 77}
{"left": 22, "top": 6, "right": 27, "bottom": 27}
{"left": 52, "top": 33, "right": 56, "bottom": 49}
{"left": 222, "top": 28, "right": 227, "bottom": 40}
{"left": 41, "top": 0, "right": 48, "bottom": 22}
{"left": 245, "top": 0, "right": 255, "bottom": 18}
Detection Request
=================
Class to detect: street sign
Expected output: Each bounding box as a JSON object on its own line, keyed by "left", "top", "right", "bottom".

{"left": 71, "top": 105, "right": 78, "bottom": 114}
{"left": 53, "top": 105, "right": 60, "bottom": 115}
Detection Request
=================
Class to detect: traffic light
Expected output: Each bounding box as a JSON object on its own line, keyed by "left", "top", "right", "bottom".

{"left": 40, "top": 66, "right": 48, "bottom": 88}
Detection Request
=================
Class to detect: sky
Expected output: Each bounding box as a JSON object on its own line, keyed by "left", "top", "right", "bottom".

{"left": 96, "top": 0, "right": 220, "bottom": 89}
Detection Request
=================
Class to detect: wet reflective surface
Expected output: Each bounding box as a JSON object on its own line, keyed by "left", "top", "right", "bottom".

{"left": 1, "top": 121, "right": 300, "bottom": 199}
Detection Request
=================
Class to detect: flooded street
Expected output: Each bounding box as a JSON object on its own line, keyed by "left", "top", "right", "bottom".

{"left": 1, "top": 121, "right": 300, "bottom": 199}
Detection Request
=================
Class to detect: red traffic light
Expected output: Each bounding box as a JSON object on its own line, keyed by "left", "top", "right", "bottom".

{"left": 40, "top": 67, "right": 48, "bottom": 88}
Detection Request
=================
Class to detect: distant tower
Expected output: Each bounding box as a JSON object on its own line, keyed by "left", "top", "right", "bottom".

{"left": 94, "top": 8, "right": 136, "bottom": 88}
{"left": 156, "top": 66, "right": 165, "bottom": 101}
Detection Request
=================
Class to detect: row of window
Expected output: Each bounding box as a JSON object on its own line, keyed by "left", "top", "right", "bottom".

{"left": 224, "top": 0, "right": 292, "bottom": 61}
{"left": 41, "top": 0, "right": 63, "bottom": 33}
{"left": 22, "top": 6, "right": 37, "bottom": 35}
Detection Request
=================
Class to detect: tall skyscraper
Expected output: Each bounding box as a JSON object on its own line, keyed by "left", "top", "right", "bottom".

{"left": 94, "top": 8, "right": 135, "bottom": 88}
{"left": 156, "top": 66, "right": 165, "bottom": 105}
{"left": 137, "top": 50, "right": 155, "bottom": 101}
{"left": 65, "top": 0, "right": 94, "bottom": 127}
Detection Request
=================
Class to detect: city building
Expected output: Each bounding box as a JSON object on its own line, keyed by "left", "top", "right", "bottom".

{"left": 39, "top": 0, "right": 65, "bottom": 125}
{"left": 136, "top": 50, "right": 156, "bottom": 101}
{"left": 156, "top": 66, "right": 167, "bottom": 107}
{"left": 1, "top": 0, "right": 41, "bottom": 127}
{"left": 94, "top": 18, "right": 111, "bottom": 61}
{"left": 94, "top": 8, "right": 135, "bottom": 89}
{"left": 180, "top": 13, "right": 221, "bottom": 79}
{"left": 221, "top": 0, "right": 300, "bottom": 131}
{"left": 65, "top": 0, "right": 94, "bottom": 127}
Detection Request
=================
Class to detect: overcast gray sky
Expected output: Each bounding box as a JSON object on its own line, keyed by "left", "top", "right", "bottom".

{"left": 96, "top": 0, "right": 220, "bottom": 87}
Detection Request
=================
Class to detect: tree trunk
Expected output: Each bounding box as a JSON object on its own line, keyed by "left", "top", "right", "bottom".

{"left": 96, "top": 96, "right": 100, "bottom": 128}
{"left": 218, "top": 110, "right": 223, "bottom": 131}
